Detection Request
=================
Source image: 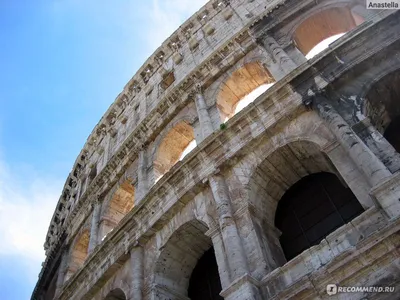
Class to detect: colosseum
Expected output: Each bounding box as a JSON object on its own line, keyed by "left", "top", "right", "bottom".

{"left": 32, "top": 1, "right": 400, "bottom": 299}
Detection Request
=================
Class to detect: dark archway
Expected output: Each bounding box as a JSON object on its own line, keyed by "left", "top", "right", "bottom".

{"left": 365, "top": 70, "right": 400, "bottom": 154}
{"left": 384, "top": 116, "right": 400, "bottom": 153}
{"left": 188, "top": 247, "right": 223, "bottom": 300}
{"left": 153, "top": 220, "right": 223, "bottom": 299}
{"left": 275, "top": 172, "right": 364, "bottom": 261}
{"left": 104, "top": 288, "right": 126, "bottom": 300}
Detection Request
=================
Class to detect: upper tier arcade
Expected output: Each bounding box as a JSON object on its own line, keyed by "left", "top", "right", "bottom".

{"left": 33, "top": 0, "right": 400, "bottom": 299}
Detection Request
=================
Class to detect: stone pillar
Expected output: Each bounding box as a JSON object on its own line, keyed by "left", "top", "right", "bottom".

{"left": 260, "top": 35, "right": 297, "bottom": 76}
{"left": 88, "top": 199, "right": 101, "bottom": 253}
{"left": 194, "top": 92, "right": 214, "bottom": 141}
{"left": 206, "top": 227, "right": 231, "bottom": 289}
{"left": 209, "top": 174, "right": 249, "bottom": 280}
{"left": 137, "top": 148, "right": 149, "bottom": 202}
{"left": 235, "top": 206, "right": 282, "bottom": 279}
{"left": 209, "top": 174, "right": 262, "bottom": 300}
{"left": 314, "top": 96, "right": 391, "bottom": 187}
{"left": 55, "top": 249, "right": 68, "bottom": 297}
{"left": 352, "top": 117, "right": 400, "bottom": 173}
{"left": 130, "top": 246, "right": 144, "bottom": 300}
{"left": 314, "top": 96, "right": 400, "bottom": 218}
{"left": 323, "top": 141, "right": 375, "bottom": 209}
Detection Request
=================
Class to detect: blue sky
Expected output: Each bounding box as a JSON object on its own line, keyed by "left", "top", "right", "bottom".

{"left": 0, "top": 1, "right": 207, "bottom": 299}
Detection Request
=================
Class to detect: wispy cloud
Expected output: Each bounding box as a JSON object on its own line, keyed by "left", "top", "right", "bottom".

{"left": 0, "top": 157, "right": 62, "bottom": 281}
{"left": 140, "top": 0, "right": 209, "bottom": 52}
{"left": 0, "top": 0, "right": 208, "bottom": 289}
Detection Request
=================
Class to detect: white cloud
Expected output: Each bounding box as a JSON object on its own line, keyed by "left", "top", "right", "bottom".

{"left": 0, "top": 0, "right": 207, "bottom": 284}
{"left": 0, "top": 157, "right": 62, "bottom": 281}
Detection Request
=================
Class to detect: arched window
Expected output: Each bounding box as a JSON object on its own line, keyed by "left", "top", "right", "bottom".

{"left": 365, "top": 70, "right": 400, "bottom": 153}
{"left": 275, "top": 172, "right": 364, "bottom": 261}
{"left": 154, "top": 121, "right": 196, "bottom": 181}
{"left": 154, "top": 220, "right": 222, "bottom": 299}
{"left": 217, "top": 62, "right": 275, "bottom": 121}
{"left": 99, "top": 181, "right": 135, "bottom": 240}
{"left": 65, "top": 230, "right": 90, "bottom": 281}
{"left": 188, "top": 247, "right": 223, "bottom": 300}
{"left": 293, "top": 7, "right": 364, "bottom": 59}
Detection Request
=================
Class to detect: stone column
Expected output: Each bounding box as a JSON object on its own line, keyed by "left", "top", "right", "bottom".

{"left": 130, "top": 246, "right": 144, "bottom": 300}
{"left": 314, "top": 96, "right": 400, "bottom": 218}
{"left": 206, "top": 227, "right": 231, "bottom": 289}
{"left": 209, "top": 174, "right": 262, "bottom": 300}
{"left": 209, "top": 174, "right": 249, "bottom": 279}
{"left": 88, "top": 199, "right": 101, "bottom": 253}
{"left": 194, "top": 91, "right": 214, "bottom": 141}
{"left": 352, "top": 117, "right": 400, "bottom": 173}
{"left": 314, "top": 96, "right": 391, "bottom": 187}
{"left": 260, "top": 35, "right": 297, "bottom": 76}
{"left": 55, "top": 248, "right": 68, "bottom": 297}
{"left": 137, "top": 148, "right": 149, "bottom": 202}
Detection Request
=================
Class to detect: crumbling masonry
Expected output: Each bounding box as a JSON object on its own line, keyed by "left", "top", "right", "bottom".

{"left": 32, "top": 1, "right": 400, "bottom": 299}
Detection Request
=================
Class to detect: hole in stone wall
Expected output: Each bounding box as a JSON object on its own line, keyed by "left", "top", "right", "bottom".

{"left": 65, "top": 230, "right": 90, "bottom": 281}
{"left": 217, "top": 62, "right": 275, "bottom": 121}
{"left": 99, "top": 181, "right": 135, "bottom": 240}
{"left": 305, "top": 33, "right": 345, "bottom": 60}
{"left": 275, "top": 172, "right": 364, "bottom": 261}
{"left": 188, "top": 247, "right": 223, "bottom": 300}
{"left": 248, "top": 141, "right": 366, "bottom": 267}
{"left": 154, "top": 121, "right": 196, "bottom": 182}
{"left": 154, "top": 220, "right": 220, "bottom": 299}
{"left": 293, "top": 7, "right": 364, "bottom": 59}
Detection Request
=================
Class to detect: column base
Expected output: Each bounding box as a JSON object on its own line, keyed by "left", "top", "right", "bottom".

{"left": 220, "top": 274, "right": 262, "bottom": 300}
{"left": 150, "top": 284, "right": 189, "bottom": 300}
{"left": 370, "top": 171, "right": 400, "bottom": 219}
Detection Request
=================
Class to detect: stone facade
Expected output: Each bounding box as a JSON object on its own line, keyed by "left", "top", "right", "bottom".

{"left": 32, "top": 1, "right": 400, "bottom": 300}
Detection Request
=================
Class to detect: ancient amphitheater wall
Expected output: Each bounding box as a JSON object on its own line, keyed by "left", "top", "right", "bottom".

{"left": 322, "top": 52, "right": 400, "bottom": 174}
{"left": 270, "top": 0, "right": 369, "bottom": 55}
{"left": 147, "top": 198, "right": 217, "bottom": 299}
{"left": 205, "top": 49, "right": 277, "bottom": 122}
{"left": 91, "top": 267, "right": 131, "bottom": 300}
{"left": 65, "top": 224, "right": 91, "bottom": 281}
{"left": 32, "top": 2, "right": 400, "bottom": 299}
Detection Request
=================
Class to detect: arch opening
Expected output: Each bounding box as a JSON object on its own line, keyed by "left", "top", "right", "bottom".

{"left": 153, "top": 220, "right": 222, "bottom": 299}
{"left": 65, "top": 230, "right": 90, "bottom": 281}
{"left": 217, "top": 62, "right": 275, "bottom": 122}
{"left": 154, "top": 120, "right": 196, "bottom": 182}
{"left": 104, "top": 288, "right": 127, "bottom": 300}
{"left": 99, "top": 180, "right": 135, "bottom": 241}
{"left": 248, "top": 141, "right": 365, "bottom": 265}
{"left": 365, "top": 69, "right": 400, "bottom": 153}
{"left": 188, "top": 247, "right": 223, "bottom": 300}
{"left": 293, "top": 7, "right": 364, "bottom": 59}
{"left": 275, "top": 172, "right": 364, "bottom": 261}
